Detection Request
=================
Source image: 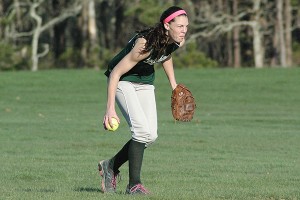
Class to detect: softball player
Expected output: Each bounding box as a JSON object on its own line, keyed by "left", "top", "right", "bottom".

{"left": 98, "top": 6, "right": 188, "bottom": 195}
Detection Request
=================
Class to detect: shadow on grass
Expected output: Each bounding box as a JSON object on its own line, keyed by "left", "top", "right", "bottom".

{"left": 75, "top": 187, "right": 101, "bottom": 193}
{"left": 75, "top": 187, "right": 126, "bottom": 195}
{"left": 23, "top": 188, "right": 56, "bottom": 193}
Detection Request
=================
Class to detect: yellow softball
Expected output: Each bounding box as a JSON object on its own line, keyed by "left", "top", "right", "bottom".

{"left": 106, "top": 118, "right": 119, "bottom": 131}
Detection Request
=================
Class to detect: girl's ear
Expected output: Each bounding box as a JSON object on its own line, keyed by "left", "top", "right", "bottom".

{"left": 164, "top": 23, "right": 170, "bottom": 30}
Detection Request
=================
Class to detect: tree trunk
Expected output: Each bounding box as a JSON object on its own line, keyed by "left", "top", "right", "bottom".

{"left": 227, "top": 32, "right": 233, "bottom": 67}
{"left": 252, "top": 0, "right": 264, "bottom": 68}
{"left": 80, "top": 0, "right": 88, "bottom": 66}
{"left": 276, "top": 0, "right": 287, "bottom": 67}
{"left": 52, "top": 0, "right": 67, "bottom": 60}
{"left": 14, "top": 0, "right": 22, "bottom": 30}
{"left": 53, "top": 22, "right": 67, "bottom": 60}
{"left": 88, "top": 0, "right": 98, "bottom": 68}
{"left": 30, "top": 1, "right": 43, "bottom": 72}
{"left": 79, "top": 0, "right": 98, "bottom": 68}
{"left": 224, "top": 0, "right": 233, "bottom": 67}
{"left": 271, "top": 20, "right": 279, "bottom": 67}
{"left": 233, "top": 0, "right": 241, "bottom": 68}
{"left": 99, "top": 1, "right": 115, "bottom": 49}
{"left": 114, "top": 0, "right": 125, "bottom": 48}
{"left": 88, "top": 0, "right": 97, "bottom": 45}
{"left": 284, "top": 0, "right": 292, "bottom": 67}
{"left": 252, "top": 23, "right": 264, "bottom": 68}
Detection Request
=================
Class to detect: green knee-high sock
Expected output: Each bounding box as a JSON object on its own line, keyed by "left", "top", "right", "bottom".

{"left": 110, "top": 140, "right": 131, "bottom": 174}
{"left": 128, "top": 140, "right": 146, "bottom": 187}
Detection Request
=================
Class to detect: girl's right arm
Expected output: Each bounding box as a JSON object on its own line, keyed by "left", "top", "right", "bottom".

{"left": 103, "top": 38, "right": 151, "bottom": 128}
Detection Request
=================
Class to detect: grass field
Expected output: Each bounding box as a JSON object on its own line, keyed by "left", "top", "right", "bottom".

{"left": 0, "top": 68, "right": 300, "bottom": 200}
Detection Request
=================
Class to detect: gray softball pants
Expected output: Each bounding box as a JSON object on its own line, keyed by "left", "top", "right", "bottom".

{"left": 116, "top": 81, "right": 158, "bottom": 147}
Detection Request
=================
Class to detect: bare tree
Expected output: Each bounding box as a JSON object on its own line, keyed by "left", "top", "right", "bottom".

{"left": 277, "top": 0, "right": 287, "bottom": 67}
{"left": 251, "top": 0, "right": 264, "bottom": 68}
{"left": 79, "top": 0, "right": 98, "bottom": 68}
{"left": 10, "top": 0, "right": 82, "bottom": 71}
{"left": 187, "top": 0, "right": 265, "bottom": 68}
{"left": 88, "top": 0, "right": 97, "bottom": 45}
{"left": 271, "top": 0, "right": 293, "bottom": 68}
{"left": 30, "top": 0, "right": 47, "bottom": 71}
{"left": 271, "top": 15, "right": 279, "bottom": 67}
{"left": 233, "top": 0, "right": 241, "bottom": 68}
{"left": 284, "top": 0, "right": 292, "bottom": 67}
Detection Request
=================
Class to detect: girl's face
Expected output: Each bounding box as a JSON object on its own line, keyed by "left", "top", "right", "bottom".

{"left": 164, "top": 15, "right": 189, "bottom": 43}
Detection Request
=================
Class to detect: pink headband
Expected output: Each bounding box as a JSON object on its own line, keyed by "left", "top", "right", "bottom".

{"left": 163, "top": 10, "right": 187, "bottom": 23}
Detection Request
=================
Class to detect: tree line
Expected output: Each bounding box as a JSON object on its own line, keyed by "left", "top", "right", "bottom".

{"left": 0, "top": 0, "right": 300, "bottom": 71}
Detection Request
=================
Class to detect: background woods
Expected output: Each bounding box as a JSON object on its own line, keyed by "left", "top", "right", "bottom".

{"left": 0, "top": 0, "right": 300, "bottom": 71}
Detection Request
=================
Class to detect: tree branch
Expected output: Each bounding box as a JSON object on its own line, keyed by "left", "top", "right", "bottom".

{"left": 10, "top": 30, "right": 35, "bottom": 38}
{"left": 37, "top": 43, "right": 49, "bottom": 58}
{"left": 40, "top": 4, "right": 82, "bottom": 33}
{"left": 187, "top": 21, "right": 255, "bottom": 42}
{"left": 8, "top": 1, "right": 82, "bottom": 39}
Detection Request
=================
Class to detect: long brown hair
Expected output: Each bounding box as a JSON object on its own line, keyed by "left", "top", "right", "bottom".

{"left": 137, "top": 6, "right": 186, "bottom": 59}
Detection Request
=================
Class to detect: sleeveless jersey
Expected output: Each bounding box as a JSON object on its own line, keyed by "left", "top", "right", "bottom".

{"left": 104, "top": 33, "right": 180, "bottom": 84}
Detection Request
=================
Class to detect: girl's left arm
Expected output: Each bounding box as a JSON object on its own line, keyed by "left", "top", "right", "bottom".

{"left": 162, "top": 56, "right": 177, "bottom": 90}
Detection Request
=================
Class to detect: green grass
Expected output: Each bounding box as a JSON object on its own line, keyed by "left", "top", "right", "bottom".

{"left": 0, "top": 68, "right": 300, "bottom": 200}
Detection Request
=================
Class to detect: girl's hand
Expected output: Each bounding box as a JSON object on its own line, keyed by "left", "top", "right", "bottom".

{"left": 103, "top": 110, "right": 120, "bottom": 130}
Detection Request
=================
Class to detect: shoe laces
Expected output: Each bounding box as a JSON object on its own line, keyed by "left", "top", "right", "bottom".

{"left": 111, "top": 173, "right": 121, "bottom": 190}
{"left": 131, "top": 183, "right": 149, "bottom": 194}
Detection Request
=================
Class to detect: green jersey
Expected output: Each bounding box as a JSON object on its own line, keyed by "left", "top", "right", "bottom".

{"left": 104, "top": 33, "right": 180, "bottom": 85}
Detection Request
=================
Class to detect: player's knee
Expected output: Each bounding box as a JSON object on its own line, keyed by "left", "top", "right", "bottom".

{"left": 149, "top": 133, "right": 158, "bottom": 143}
{"left": 132, "top": 125, "right": 157, "bottom": 147}
{"left": 145, "top": 132, "right": 158, "bottom": 147}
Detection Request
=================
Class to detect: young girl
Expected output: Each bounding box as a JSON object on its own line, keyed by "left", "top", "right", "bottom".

{"left": 99, "top": 6, "right": 188, "bottom": 195}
